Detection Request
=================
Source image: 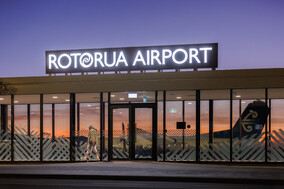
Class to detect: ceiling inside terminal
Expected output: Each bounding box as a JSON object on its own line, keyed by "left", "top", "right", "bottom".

{"left": 1, "top": 88, "right": 284, "bottom": 105}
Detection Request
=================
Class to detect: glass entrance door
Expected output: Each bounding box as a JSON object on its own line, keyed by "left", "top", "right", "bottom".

{"left": 110, "top": 103, "right": 156, "bottom": 160}
{"left": 112, "top": 108, "right": 130, "bottom": 159}
{"left": 134, "top": 108, "right": 153, "bottom": 159}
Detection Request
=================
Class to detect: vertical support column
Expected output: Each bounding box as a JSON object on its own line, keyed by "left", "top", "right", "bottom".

{"left": 239, "top": 99, "right": 242, "bottom": 139}
{"left": 265, "top": 88, "right": 268, "bottom": 163}
{"left": 129, "top": 105, "right": 134, "bottom": 160}
{"left": 230, "top": 89, "right": 233, "bottom": 163}
{"left": 11, "top": 95, "right": 14, "bottom": 162}
{"left": 102, "top": 101, "right": 105, "bottom": 159}
{"left": 107, "top": 92, "right": 112, "bottom": 161}
{"left": 1, "top": 105, "right": 8, "bottom": 132}
{"left": 52, "top": 103, "right": 55, "bottom": 141}
{"left": 40, "top": 94, "right": 43, "bottom": 162}
{"left": 70, "top": 93, "right": 76, "bottom": 162}
{"left": 268, "top": 98, "right": 271, "bottom": 161}
{"left": 76, "top": 103, "right": 80, "bottom": 147}
{"left": 153, "top": 91, "right": 158, "bottom": 161}
{"left": 100, "top": 92, "right": 103, "bottom": 161}
{"left": 196, "top": 90, "right": 200, "bottom": 162}
{"left": 27, "top": 104, "right": 31, "bottom": 136}
{"left": 209, "top": 100, "right": 213, "bottom": 148}
{"left": 163, "top": 91, "right": 166, "bottom": 162}
{"left": 209, "top": 100, "right": 213, "bottom": 149}
{"left": 182, "top": 100, "right": 185, "bottom": 150}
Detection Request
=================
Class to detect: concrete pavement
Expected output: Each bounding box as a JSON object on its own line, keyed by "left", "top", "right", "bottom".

{"left": 0, "top": 161, "right": 283, "bottom": 185}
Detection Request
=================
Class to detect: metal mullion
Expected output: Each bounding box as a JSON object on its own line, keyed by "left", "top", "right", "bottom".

{"left": 230, "top": 89, "right": 233, "bottom": 163}
{"left": 163, "top": 91, "right": 166, "bottom": 162}
{"left": 265, "top": 88, "right": 268, "bottom": 163}
{"left": 52, "top": 103, "right": 55, "bottom": 141}
{"left": 11, "top": 95, "right": 14, "bottom": 162}
{"left": 70, "top": 93, "right": 76, "bottom": 162}
{"left": 102, "top": 101, "right": 105, "bottom": 160}
{"left": 130, "top": 105, "right": 134, "bottom": 160}
{"left": 268, "top": 98, "right": 271, "bottom": 161}
{"left": 107, "top": 92, "right": 112, "bottom": 161}
{"left": 100, "top": 92, "right": 103, "bottom": 161}
{"left": 27, "top": 104, "right": 30, "bottom": 136}
{"left": 40, "top": 94, "right": 43, "bottom": 162}
{"left": 196, "top": 90, "right": 200, "bottom": 162}
{"left": 182, "top": 100, "right": 185, "bottom": 150}
{"left": 209, "top": 100, "right": 213, "bottom": 149}
{"left": 153, "top": 91, "right": 158, "bottom": 161}
{"left": 76, "top": 103, "right": 80, "bottom": 150}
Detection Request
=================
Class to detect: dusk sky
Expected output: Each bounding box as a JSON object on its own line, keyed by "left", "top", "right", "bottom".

{"left": 0, "top": 0, "right": 284, "bottom": 77}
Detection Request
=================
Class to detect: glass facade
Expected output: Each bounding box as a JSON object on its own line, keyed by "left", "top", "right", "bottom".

{"left": 0, "top": 88, "right": 283, "bottom": 163}
{"left": 43, "top": 94, "right": 70, "bottom": 161}
{"left": 14, "top": 95, "right": 40, "bottom": 161}
{"left": 200, "top": 90, "right": 230, "bottom": 162}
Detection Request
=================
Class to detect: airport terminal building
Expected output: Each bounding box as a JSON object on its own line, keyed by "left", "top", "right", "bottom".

{"left": 0, "top": 43, "right": 284, "bottom": 163}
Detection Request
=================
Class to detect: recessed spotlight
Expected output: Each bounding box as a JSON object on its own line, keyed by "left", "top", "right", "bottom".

{"left": 87, "top": 104, "right": 92, "bottom": 107}
{"left": 111, "top": 94, "right": 115, "bottom": 97}
{"left": 188, "top": 102, "right": 192, "bottom": 105}
{"left": 236, "top": 95, "right": 241, "bottom": 98}
{"left": 14, "top": 101, "right": 19, "bottom": 103}
{"left": 65, "top": 99, "right": 70, "bottom": 102}
{"left": 120, "top": 98, "right": 124, "bottom": 100}
{"left": 0, "top": 98, "right": 4, "bottom": 100}
{"left": 242, "top": 101, "right": 246, "bottom": 104}
{"left": 52, "top": 96, "right": 58, "bottom": 99}
{"left": 176, "top": 97, "right": 182, "bottom": 99}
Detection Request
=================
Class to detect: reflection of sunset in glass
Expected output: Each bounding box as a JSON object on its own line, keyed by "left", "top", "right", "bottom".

{"left": 7, "top": 97, "right": 284, "bottom": 140}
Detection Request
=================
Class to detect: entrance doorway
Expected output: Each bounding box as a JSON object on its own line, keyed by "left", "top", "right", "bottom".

{"left": 109, "top": 103, "right": 157, "bottom": 160}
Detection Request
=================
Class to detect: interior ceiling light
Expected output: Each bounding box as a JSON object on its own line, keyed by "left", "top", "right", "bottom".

{"left": 52, "top": 96, "right": 58, "bottom": 99}
{"left": 188, "top": 102, "right": 192, "bottom": 104}
{"left": 111, "top": 94, "right": 115, "bottom": 97}
{"left": 176, "top": 97, "right": 182, "bottom": 99}
{"left": 236, "top": 95, "right": 241, "bottom": 98}
{"left": 65, "top": 99, "right": 70, "bottom": 102}
{"left": 0, "top": 98, "right": 4, "bottom": 100}
{"left": 120, "top": 98, "right": 125, "bottom": 100}
{"left": 87, "top": 104, "right": 92, "bottom": 107}
{"left": 14, "top": 101, "right": 19, "bottom": 103}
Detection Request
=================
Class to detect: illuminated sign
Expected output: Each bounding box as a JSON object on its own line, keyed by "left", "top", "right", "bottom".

{"left": 128, "top": 92, "right": 137, "bottom": 98}
{"left": 46, "top": 43, "right": 218, "bottom": 74}
{"left": 169, "top": 109, "right": 177, "bottom": 113}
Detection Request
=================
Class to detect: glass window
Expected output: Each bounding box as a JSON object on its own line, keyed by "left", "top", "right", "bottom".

{"left": 200, "top": 90, "right": 230, "bottom": 162}
{"left": 76, "top": 93, "right": 100, "bottom": 161}
{"left": 166, "top": 91, "right": 196, "bottom": 161}
{"left": 14, "top": 95, "right": 40, "bottom": 161}
{"left": 232, "top": 89, "right": 266, "bottom": 162}
{"left": 268, "top": 88, "right": 284, "bottom": 162}
{"left": 43, "top": 94, "right": 70, "bottom": 161}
